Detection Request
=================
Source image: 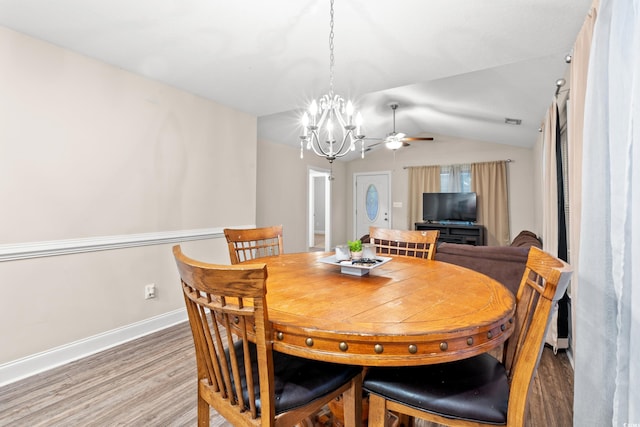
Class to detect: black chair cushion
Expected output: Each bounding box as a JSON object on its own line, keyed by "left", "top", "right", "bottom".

{"left": 229, "top": 341, "right": 361, "bottom": 416}
{"left": 363, "top": 353, "right": 509, "bottom": 425}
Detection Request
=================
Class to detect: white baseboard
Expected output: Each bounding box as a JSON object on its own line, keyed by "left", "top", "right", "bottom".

{"left": 0, "top": 308, "right": 187, "bottom": 388}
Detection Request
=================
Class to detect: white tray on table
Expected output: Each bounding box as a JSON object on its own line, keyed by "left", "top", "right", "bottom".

{"left": 317, "top": 255, "right": 392, "bottom": 276}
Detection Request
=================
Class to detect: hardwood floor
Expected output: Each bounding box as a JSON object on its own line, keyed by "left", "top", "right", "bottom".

{"left": 0, "top": 322, "right": 573, "bottom": 427}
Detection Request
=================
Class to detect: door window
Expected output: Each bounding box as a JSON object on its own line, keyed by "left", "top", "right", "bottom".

{"left": 366, "top": 184, "right": 379, "bottom": 221}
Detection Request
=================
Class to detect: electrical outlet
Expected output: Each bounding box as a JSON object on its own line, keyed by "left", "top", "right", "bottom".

{"left": 145, "top": 283, "right": 156, "bottom": 299}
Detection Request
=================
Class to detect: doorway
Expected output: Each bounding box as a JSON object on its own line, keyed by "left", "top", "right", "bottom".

{"left": 354, "top": 172, "right": 391, "bottom": 240}
{"left": 308, "top": 168, "right": 331, "bottom": 251}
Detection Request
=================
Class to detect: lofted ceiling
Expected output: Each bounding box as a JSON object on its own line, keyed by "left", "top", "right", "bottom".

{"left": 0, "top": 0, "right": 592, "bottom": 155}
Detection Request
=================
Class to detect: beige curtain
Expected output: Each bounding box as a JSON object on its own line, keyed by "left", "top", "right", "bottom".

{"left": 539, "top": 100, "right": 563, "bottom": 352}
{"left": 541, "top": 101, "right": 559, "bottom": 257}
{"left": 567, "top": 0, "right": 597, "bottom": 357}
{"left": 407, "top": 166, "right": 440, "bottom": 228}
{"left": 471, "top": 161, "right": 509, "bottom": 246}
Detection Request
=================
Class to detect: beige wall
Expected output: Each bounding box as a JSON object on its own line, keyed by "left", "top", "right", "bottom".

{"left": 0, "top": 28, "right": 257, "bottom": 364}
{"left": 347, "top": 135, "right": 538, "bottom": 241}
{"left": 256, "top": 139, "right": 348, "bottom": 253}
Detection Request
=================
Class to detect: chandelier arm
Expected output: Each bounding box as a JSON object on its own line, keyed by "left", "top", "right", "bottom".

{"left": 333, "top": 106, "right": 348, "bottom": 130}
{"left": 331, "top": 133, "right": 351, "bottom": 158}
{"left": 307, "top": 132, "right": 332, "bottom": 157}
{"left": 315, "top": 108, "right": 330, "bottom": 131}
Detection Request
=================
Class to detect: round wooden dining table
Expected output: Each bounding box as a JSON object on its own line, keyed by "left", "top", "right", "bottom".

{"left": 245, "top": 251, "right": 516, "bottom": 367}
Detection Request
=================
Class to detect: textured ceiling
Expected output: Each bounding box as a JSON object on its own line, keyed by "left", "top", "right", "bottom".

{"left": 0, "top": 0, "right": 592, "bottom": 153}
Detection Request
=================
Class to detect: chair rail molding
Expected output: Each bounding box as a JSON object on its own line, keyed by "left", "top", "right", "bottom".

{"left": 0, "top": 225, "right": 256, "bottom": 262}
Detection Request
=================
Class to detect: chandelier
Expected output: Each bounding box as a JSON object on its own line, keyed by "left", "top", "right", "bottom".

{"left": 299, "top": 0, "right": 365, "bottom": 164}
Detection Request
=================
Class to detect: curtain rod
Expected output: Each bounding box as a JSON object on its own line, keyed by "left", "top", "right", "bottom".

{"left": 403, "top": 159, "right": 512, "bottom": 169}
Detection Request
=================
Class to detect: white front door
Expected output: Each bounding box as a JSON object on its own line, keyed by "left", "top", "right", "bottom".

{"left": 354, "top": 172, "right": 391, "bottom": 239}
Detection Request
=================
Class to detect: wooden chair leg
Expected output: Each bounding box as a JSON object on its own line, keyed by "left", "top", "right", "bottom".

{"left": 367, "top": 394, "right": 388, "bottom": 427}
{"left": 341, "top": 375, "right": 364, "bottom": 427}
{"left": 197, "top": 393, "right": 209, "bottom": 427}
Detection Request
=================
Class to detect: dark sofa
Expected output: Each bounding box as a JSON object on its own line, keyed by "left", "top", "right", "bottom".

{"left": 434, "top": 230, "right": 542, "bottom": 295}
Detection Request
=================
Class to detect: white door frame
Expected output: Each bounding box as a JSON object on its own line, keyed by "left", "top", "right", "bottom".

{"left": 353, "top": 171, "right": 392, "bottom": 240}
{"left": 308, "top": 167, "right": 332, "bottom": 251}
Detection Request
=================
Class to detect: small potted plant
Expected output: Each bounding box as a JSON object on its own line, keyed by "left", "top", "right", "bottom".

{"left": 348, "top": 239, "right": 363, "bottom": 260}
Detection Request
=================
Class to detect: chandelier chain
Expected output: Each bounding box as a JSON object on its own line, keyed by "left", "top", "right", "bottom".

{"left": 329, "top": 0, "right": 335, "bottom": 97}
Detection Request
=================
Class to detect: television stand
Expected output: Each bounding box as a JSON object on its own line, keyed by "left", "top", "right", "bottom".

{"left": 415, "top": 222, "right": 485, "bottom": 246}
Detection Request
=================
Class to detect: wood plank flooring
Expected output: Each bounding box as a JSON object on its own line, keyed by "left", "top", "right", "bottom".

{"left": 0, "top": 322, "right": 573, "bottom": 427}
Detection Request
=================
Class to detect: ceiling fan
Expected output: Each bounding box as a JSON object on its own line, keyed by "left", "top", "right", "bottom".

{"left": 367, "top": 103, "right": 434, "bottom": 150}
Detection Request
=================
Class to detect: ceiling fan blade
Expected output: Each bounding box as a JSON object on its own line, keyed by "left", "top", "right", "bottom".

{"left": 365, "top": 142, "right": 383, "bottom": 152}
{"left": 402, "top": 137, "right": 434, "bottom": 141}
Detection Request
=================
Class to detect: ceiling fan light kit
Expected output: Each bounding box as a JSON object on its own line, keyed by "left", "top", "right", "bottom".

{"left": 368, "top": 103, "right": 434, "bottom": 151}
{"left": 385, "top": 137, "right": 404, "bottom": 150}
{"left": 298, "top": 0, "right": 365, "bottom": 164}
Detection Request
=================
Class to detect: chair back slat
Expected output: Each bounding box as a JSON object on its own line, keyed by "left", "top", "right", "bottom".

{"left": 369, "top": 226, "right": 439, "bottom": 260}
{"left": 174, "top": 245, "right": 271, "bottom": 423}
{"left": 199, "top": 303, "right": 227, "bottom": 397}
{"left": 224, "top": 225, "right": 284, "bottom": 264}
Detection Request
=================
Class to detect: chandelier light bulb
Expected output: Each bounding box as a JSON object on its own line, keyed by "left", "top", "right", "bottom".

{"left": 346, "top": 100, "right": 354, "bottom": 123}
{"left": 326, "top": 119, "right": 334, "bottom": 141}
{"left": 309, "top": 100, "right": 318, "bottom": 121}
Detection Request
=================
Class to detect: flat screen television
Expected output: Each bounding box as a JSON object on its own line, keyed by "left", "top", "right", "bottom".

{"left": 422, "top": 192, "right": 477, "bottom": 223}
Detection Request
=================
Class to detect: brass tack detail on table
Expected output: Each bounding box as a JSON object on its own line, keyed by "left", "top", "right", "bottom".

{"left": 408, "top": 344, "right": 417, "bottom": 354}
{"left": 339, "top": 342, "right": 349, "bottom": 352}
{"left": 305, "top": 337, "right": 314, "bottom": 347}
{"left": 233, "top": 316, "right": 239, "bottom": 324}
{"left": 467, "top": 337, "right": 474, "bottom": 346}
{"left": 501, "top": 324, "right": 506, "bottom": 331}
{"left": 439, "top": 342, "right": 448, "bottom": 351}
{"left": 276, "top": 332, "right": 284, "bottom": 340}
{"left": 487, "top": 331, "right": 493, "bottom": 339}
{"left": 374, "top": 344, "right": 384, "bottom": 354}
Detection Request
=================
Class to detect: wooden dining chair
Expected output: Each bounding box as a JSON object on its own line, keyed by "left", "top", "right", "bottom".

{"left": 369, "top": 226, "right": 440, "bottom": 260}
{"left": 173, "top": 245, "right": 363, "bottom": 427}
{"left": 363, "top": 246, "right": 572, "bottom": 427}
{"left": 223, "top": 225, "right": 284, "bottom": 264}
